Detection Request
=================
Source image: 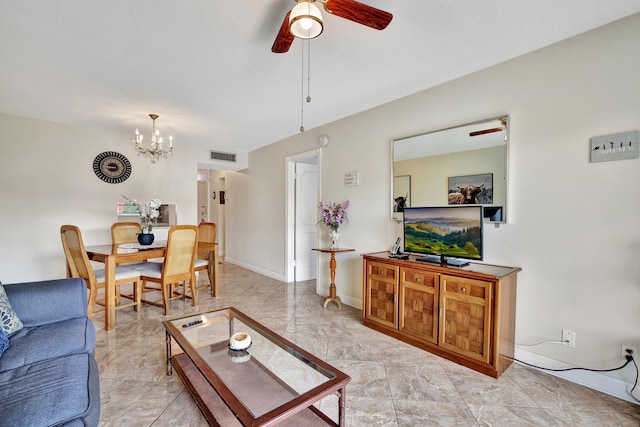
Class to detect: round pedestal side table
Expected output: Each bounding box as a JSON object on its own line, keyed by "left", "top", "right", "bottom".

{"left": 312, "top": 248, "right": 355, "bottom": 308}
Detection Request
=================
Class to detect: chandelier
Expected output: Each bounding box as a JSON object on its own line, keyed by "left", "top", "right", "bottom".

{"left": 133, "top": 114, "right": 174, "bottom": 163}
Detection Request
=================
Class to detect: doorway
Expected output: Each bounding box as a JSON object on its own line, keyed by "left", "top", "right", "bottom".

{"left": 197, "top": 170, "right": 226, "bottom": 259}
{"left": 285, "top": 149, "right": 321, "bottom": 282}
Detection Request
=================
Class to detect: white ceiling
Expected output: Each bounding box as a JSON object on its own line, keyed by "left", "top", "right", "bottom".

{"left": 1, "top": 1, "right": 639, "bottom": 153}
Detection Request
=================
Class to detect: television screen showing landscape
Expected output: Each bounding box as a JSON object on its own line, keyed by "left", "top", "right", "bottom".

{"left": 403, "top": 206, "right": 483, "bottom": 260}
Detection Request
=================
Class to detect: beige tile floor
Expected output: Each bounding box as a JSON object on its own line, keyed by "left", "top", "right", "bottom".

{"left": 94, "top": 263, "right": 640, "bottom": 426}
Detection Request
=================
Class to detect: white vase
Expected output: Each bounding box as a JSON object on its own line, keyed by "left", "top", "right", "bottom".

{"left": 329, "top": 229, "right": 340, "bottom": 249}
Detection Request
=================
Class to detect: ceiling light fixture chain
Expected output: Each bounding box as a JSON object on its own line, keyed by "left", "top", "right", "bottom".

{"left": 307, "top": 37, "right": 312, "bottom": 104}
{"left": 300, "top": 38, "right": 313, "bottom": 133}
{"left": 300, "top": 39, "right": 305, "bottom": 132}
{"left": 133, "top": 113, "right": 175, "bottom": 163}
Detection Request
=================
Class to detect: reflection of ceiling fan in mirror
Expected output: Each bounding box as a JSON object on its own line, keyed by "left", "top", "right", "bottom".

{"left": 272, "top": 0, "right": 393, "bottom": 53}
{"left": 469, "top": 117, "right": 508, "bottom": 137}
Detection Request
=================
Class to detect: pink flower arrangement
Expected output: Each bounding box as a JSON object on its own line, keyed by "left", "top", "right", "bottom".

{"left": 318, "top": 200, "right": 350, "bottom": 231}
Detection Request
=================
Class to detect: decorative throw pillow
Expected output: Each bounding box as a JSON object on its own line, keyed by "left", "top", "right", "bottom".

{"left": 0, "top": 283, "right": 23, "bottom": 337}
{"left": 0, "top": 327, "right": 8, "bottom": 357}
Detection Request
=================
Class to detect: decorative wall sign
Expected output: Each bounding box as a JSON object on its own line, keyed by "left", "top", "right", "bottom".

{"left": 392, "top": 175, "right": 411, "bottom": 220}
{"left": 590, "top": 130, "right": 639, "bottom": 163}
{"left": 344, "top": 171, "right": 359, "bottom": 187}
{"left": 448, "top": 173, "right": 493, "bottom": 205}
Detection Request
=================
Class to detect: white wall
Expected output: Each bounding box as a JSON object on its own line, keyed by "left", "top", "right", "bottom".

{"left": 223, "top": 13, "right": 640, "bottom": 393}
{"left": 0, "top": 113, "right": 212, "bottom": 283}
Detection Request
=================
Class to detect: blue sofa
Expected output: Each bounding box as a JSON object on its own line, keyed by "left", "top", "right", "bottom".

{"left": 0, "top": 278, "right": 100, "bottom": 426}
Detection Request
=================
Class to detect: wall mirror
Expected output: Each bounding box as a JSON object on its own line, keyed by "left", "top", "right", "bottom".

{"left": 392, "top": 115, "right": 509, "bottom": 223}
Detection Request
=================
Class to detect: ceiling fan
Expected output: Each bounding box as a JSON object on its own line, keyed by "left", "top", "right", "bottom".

{"left": 272, "top": 0, "right": 393, "bottom": 53}
{"left": 469, "top": 127, "right": 504, "bottom": 137}
{"left": 469, "top": 117, "right": 508, "bottom": 137}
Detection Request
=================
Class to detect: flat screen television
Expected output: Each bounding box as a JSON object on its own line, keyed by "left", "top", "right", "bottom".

{"left": 403, "top": 205, "right": 483, "bottom": 266}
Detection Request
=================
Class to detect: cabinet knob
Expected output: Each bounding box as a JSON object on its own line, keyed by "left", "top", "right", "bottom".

{"left": 461, "top": 287, "right": 466, "bottom": 292}
{"left": 416, "top": 278, "right": 421, "bottom": 282}
{"left": 380, "top": 270, "right": 385, "bottom": 275}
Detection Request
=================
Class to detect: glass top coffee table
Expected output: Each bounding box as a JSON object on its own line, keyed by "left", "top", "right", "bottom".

{"left": 164, "top": 307, "right": 350, "bottom": 426}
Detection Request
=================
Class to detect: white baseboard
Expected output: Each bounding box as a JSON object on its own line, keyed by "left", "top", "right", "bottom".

{"left": 515, "top": 348, "right": 639, "bottom": 405}
{"left": 316, "top": 284, "right": 361, "bottom": 309}
{"left": 224, "top": 259, "right": 364, "bottom": 309}
{"left": 223, "top": 258, "right": 286, "bottom": 282}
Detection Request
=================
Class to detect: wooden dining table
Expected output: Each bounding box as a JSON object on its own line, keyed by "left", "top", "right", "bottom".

{"left": 84, "top": 241, "right": 218, "bottom": 331}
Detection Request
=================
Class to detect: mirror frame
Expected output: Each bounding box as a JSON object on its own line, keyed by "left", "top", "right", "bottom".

{"left": 391, "top": 115, "right": 509, "bottom": 223}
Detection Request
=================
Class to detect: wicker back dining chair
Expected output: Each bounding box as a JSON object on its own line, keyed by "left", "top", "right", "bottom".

{"left": 194, "top": 222, "right": 216, "bottom": 292}
{"left": 139, "top": 225, "right": 199, "bottom": 315}
{"left": 60, "top": 225, "right": 142, "bottom": 317}
{"left": 111, "top": 221, "right": 147, "bottom": 268}
{"left": 111, "top": 222, "right": 142, "bottom": 245}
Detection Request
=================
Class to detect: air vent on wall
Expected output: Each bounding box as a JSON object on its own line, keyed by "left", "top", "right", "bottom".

{"left": 210, "top": 151, "right": 237, "bottom": 162}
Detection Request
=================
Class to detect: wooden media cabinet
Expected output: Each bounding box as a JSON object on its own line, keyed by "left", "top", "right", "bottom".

{"left": 362, "top": 252, "right": 521, "bottom": 378}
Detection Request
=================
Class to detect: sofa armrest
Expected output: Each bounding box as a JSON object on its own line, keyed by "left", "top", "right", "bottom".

{"left": 3, "top": 278, "right": 88, "bottom": 327}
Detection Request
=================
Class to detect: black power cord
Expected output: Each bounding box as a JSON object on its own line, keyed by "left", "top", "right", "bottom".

{"left": 515, "top": 355, "right": 632, "bottom": 373}
{"left": 629, "top": 354, "right": 639, "bottom": 402}
{"left": 515, "top": 349, "right": 640, "bottom": 403}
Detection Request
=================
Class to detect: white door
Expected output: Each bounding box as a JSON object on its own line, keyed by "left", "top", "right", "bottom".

{"left": 197, "top": 180, "right": 208, "bottom": 223}
{"left": 294, "top": 162, "right": 318, "bottom": 281}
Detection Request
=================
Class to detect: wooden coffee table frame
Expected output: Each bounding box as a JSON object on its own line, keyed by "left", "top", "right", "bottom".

{"left": 164, "top": 307, "right": 350, "bottom": 426}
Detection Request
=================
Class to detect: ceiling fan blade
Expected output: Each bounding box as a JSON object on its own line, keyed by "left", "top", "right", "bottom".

{"left": 469, "top": 127, "right": 503, "bottom": 137}
{"left": 272, "top": 11, "right": 295, "bottom": 53}
{"left": 323, "top": 0, "right": 393, "bottom": 30}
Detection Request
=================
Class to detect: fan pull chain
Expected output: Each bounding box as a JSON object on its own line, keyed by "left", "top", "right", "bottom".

{"left": 300, "top": 39, "right": 312, "bottom": 132}
{"left": 300, "top": 39, "right": 305, "bottom": 132}
{"left": 306, "top": 39, "right": 311, "bottom": 104}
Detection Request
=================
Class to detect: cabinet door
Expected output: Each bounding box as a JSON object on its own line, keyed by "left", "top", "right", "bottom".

{"left": 399, "top": 267, "right": 438, "bottom": 343}
{"left": 439, "top": 275, "right": 493, "bottom": 363}
{"left": 364, "top": 261, "right": 399, "bottom": 328}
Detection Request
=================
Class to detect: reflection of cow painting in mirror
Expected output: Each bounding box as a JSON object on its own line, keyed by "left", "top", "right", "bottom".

{"left": 393, "top": 175, "right": 411, "bottom": 220}
{"left": 394, "top": 195, "right": 407, "bottom": 212}
{"left": 448, "top": 173, "right": 493, "bottom": 204}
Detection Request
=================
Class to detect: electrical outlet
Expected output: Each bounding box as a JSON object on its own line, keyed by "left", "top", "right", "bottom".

{"left": 561, "top": 329, "right": 576, "bottom": 348}
{"left": 621, "top": 344, "right": 637, "bottom": 361}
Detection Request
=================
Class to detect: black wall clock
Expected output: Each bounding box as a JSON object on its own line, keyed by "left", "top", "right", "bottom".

{"left": 92, "top": 151, "right": 132, "bottom": 184}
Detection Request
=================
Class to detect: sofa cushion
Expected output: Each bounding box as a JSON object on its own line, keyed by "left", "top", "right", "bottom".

{"left": 3, "top": 278, "right": 87, "bottom": 327}
{"left": 0, "top": 352, "right": 101, "bottom": 427}
{"left": 0, "top": 327, "right": 7, "bottom": 357}
{"left": 0, "top": 317, "right": 96, "bottom": 373}
{"left": 0, "top": 283, "right": 23, "bottom": 337}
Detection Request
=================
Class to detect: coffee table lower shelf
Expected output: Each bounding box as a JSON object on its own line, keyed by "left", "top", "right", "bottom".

{"left": 171, "top": 353, "right": 337, "bottom": 427}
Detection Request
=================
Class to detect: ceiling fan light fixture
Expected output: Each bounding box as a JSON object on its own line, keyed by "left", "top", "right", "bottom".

{"left": 289, "top": 1, "right": 323, "bottom": 39}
